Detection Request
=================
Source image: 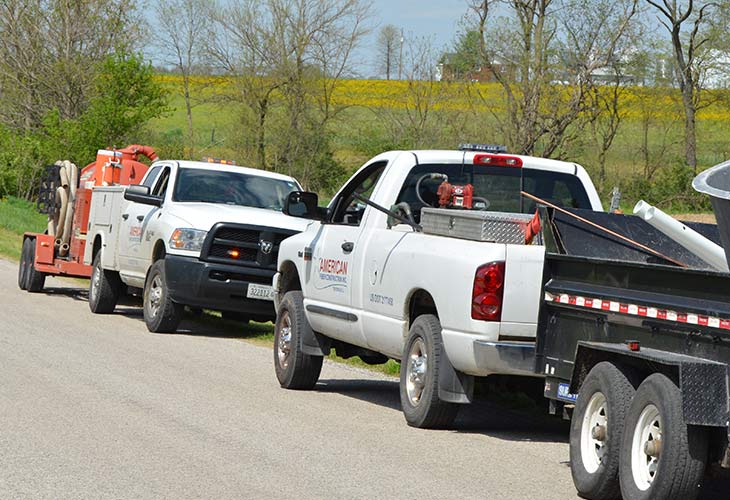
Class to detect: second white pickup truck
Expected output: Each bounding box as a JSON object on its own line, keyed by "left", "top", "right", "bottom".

{"left": 85, "top": 159, "right": 311, "bottom": 332}
{"left": 272, "top": 145, "right": 603, "bottom": 428}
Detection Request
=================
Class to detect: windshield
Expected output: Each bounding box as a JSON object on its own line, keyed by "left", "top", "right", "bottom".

{"left": 173, "top": 168, "right": 299, "bottom": 211}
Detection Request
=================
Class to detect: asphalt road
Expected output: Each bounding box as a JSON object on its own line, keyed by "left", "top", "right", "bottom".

{"left": 1, "top": 257, "right": 727, "bottom": 499}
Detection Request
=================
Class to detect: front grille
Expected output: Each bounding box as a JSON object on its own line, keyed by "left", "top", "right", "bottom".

{"left": 201, "top": 223, "right": 298, "bottom": 269}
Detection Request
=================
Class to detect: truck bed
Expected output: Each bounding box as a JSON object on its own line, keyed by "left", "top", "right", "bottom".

{"left": 537, "top": 207, "right": 730, "bottom": 412}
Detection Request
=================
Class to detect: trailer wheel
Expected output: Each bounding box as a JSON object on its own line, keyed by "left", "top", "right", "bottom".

{"left": 273, "top": 291, "right": 323, "bottom": 389}
{"left": 143, "top": 259, "right": 182, "bottom": 333}
{"left": 88, "top": 252, "right": 121, "bottom": 313}
{"left": 24, "top": 238, "right": 46, "bottom": 293}
{"left": 619, "top": 373, "right": 708, "bottom": 500}
{"left": 18, "top": 238, "right": 31, "bottom": 290}
{"left": 399, "top": 314, "right": 458, "bottom": 429}
{"left": 570, "top": 362, "right": 635, "bottom": 500}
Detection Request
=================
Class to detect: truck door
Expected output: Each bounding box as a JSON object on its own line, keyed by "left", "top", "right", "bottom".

{"left": 304, "top": 161, "right": 386, "bottom": 345}
{"left": 119, "top": 166, "right": 170, "bottom": 283}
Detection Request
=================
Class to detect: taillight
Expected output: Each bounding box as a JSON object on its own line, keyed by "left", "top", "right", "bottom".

{"left": 471, "top": 261, "right": 505, "bottom": 321}
{"left": 473, "top": 154, "right": 523, "bottom": 167}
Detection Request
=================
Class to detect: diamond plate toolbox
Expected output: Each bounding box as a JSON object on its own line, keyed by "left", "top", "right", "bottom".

{"left": 421, "top": 208, "right": 535, "bottom": 244}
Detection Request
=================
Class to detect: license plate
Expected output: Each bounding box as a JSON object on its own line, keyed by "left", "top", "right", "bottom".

{"left": 247, "top": 283, "right": 274, "bottom": 301}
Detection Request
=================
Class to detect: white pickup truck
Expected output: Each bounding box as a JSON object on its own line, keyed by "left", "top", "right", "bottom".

{"left": 272, "top": 145, "right": 603, "bottom": 428}
{"left": 85, "top": 159, "right": 311, "bottom": 332}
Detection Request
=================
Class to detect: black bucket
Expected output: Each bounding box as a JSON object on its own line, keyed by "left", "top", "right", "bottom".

{"left": 693, "top": 160, "right": 730, "bottom": 269}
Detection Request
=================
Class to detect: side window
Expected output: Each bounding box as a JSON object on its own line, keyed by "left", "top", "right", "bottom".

{"left": 330, "top": 161, "right": 387, "bottom": 226}
{"left": 141, "top": 166, "right": 162, "bottom": 188}
{"left": 152, "top": 167, "right": 171, "bottom": 198}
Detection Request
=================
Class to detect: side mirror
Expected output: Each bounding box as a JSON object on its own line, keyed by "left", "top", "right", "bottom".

{"left": 284, "top": 191, "right": 323, "bottom": 220}
{"left": 124, "top": 184, "right": 162, "bottom": 207}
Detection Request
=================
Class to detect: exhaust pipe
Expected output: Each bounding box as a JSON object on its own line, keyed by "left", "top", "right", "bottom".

{"left": 633, "top": 200, "right": 729, "bottom": 272}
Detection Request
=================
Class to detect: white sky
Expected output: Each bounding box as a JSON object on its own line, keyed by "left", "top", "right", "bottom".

{"left": 357, "top": 0, "right": 468, "bottom": 77}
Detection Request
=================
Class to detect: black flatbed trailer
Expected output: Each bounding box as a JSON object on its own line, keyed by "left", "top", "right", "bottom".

{"left": 535, "top": 203, "right": 730, "bottom": 500}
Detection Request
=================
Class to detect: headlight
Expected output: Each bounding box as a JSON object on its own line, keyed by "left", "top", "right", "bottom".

{"left": 169, "top": 228, "right": 208, "bottom": 252}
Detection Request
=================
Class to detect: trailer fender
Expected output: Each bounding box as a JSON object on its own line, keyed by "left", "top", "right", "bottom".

{"left": 571, "top": 342, "right": 729, "bottom": 427}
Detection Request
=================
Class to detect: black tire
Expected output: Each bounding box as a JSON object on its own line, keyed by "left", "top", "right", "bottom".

{"left": 25, "top": 238, "right": 46, "bottom": 293}
{"left": 143, "top": 259, "right": 183, "bottom": 333}
{"left": 399, "top": 314, "right": 459, "bottom": 429}
{"left": 570, "top": 362, "right": 636, "bottom": 500}
{"left": 18, "top": 237, "right": 31, "bottom": 290}
{"left": 273, "top": 291, "right": 323, "bottom": 389}
{"left": 88, "top": 252, "right": 121, "bottom": 313}
{"left": 619, "top": 373, "right": 709, "bottom": 500}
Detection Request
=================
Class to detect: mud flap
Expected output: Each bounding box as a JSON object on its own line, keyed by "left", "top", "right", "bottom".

{"left": 300, "top": 327, "right": 331, "bottom": 357}
{"left": 438, "top": 351, "right": 474, "bottom": 404}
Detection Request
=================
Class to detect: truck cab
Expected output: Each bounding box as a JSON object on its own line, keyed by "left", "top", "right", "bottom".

{"left": 85, "top": 159, "right": 313, "bottom": 332}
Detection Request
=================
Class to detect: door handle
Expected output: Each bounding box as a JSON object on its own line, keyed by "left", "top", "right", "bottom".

{"left": 121, "top": 214, "right": 129, "bottom": 220}
{"left": 341, "top": 241, "right": 354, "bottom": 253}
{"left": 136, "top": 215, "right": 144, "bottom": 222}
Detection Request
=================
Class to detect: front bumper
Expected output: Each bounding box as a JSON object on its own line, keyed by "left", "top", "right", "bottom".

{"left": 164, "top": 254, "right": 276, "bottom": 321}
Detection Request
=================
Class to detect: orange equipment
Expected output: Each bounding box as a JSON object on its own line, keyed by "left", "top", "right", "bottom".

{"left": 19, "top": 145, "right": 157, "bottom": 288}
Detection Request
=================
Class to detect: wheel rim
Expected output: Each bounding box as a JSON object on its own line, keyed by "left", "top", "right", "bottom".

{"left": 276, "top": 311, "right": 292, "bottom": 369}
{"left": 580, "top": 392, "right": 608, "bottom": 474}
{"left": 405, "top": 337, "right": 427, "bottom": 406}
{"left": 90, "top": 261, "right": 101, "bottom": 303}
{"left": 631, "top": 404, "right": 662, "bottom": 491}
{"left": 147, "top": 274, "right": 163, "bottom": 319}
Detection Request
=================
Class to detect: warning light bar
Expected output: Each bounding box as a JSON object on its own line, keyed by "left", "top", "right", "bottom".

{"left": 202, "top": 157, "right": 237, "bottom": 165}
{"left": 459, "top": 143, "right": 508, "bottom": 153}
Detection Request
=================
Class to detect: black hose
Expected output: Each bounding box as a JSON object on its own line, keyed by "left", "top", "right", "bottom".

{"left": 415, "top": 173, "right": 448, "bottom": 207}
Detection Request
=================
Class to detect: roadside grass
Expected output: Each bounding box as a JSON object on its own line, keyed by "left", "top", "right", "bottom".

{"left": 0, "top": 197, "right": 47, "bottom": 260}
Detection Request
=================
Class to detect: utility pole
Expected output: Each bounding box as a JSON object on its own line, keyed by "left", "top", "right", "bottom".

{"left": 398, "top": 29, "right": 404, "bottom": 80}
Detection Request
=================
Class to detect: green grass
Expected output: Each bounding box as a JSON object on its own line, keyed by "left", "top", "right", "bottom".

{"left": 0, "top": 197, "right": 47, "bottom": 259}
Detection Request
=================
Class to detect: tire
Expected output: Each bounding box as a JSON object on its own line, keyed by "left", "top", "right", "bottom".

{"left": 273, "top": 291, "right": 323, "bottom": 390}
{"left": 570, "top": 362, "right": 636, "bottom": 500}
{"left": 399, "top": 314, "right": 459, "bottom": 429}
{"left": 25, "top": 238, "right": 46, "bottom": 293}
{"left": 143, "top": 259, "right": 183, "bottom": 333}
{"left": 619, "top": 373, "right": 709, "bottom": 500}
{"left": 88, "top": 252, "right": 121, "bottom": 313}
{"left": 18, "top": 238, "right": 31, "bottom": 290}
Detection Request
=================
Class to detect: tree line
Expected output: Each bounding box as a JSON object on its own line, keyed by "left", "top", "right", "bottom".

{"left": 1, "top": 0, "right": 729, "bottom": 210}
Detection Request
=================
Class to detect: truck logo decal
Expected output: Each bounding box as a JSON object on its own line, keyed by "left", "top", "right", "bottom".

{"left": 259, "top": 240, "right": 273, "bottom": 254}
{"left": 318, "top": 258, "right": 348, "bottom": 284}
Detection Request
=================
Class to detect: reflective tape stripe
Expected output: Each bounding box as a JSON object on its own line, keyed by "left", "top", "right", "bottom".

{"left": 545, "top": 292, "right": 730, "bottom": 331}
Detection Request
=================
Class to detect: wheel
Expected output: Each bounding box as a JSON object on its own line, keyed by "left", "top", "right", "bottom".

{"left": 25, "top": 239, "right": 46, "bottom": 293}
{"left": 88, "top": 252, "right": 121, "bottom": 313}
{"left": 143, "top": 259, "right": 183, "bottom": 333}
{"left": 222, "top": 311, "right": 250, "bottom": 324}
{"left": 18, "top": 238, "right": 31, "bottom": 290}
{"left": 399, "top": 314, "right": 458, "bottom": 429}
{"left": 619, "top": 373, "right": 709, "bottom": 500}
{"left": 273, "top": 291, "right": 323, "bottom": 390}
{"left": 570, "top": 362, "right": 635, "bottom": 500}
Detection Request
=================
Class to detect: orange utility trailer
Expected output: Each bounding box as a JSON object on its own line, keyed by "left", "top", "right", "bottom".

{"left": 18, "top": 145, "right": 157, "bottom": 292}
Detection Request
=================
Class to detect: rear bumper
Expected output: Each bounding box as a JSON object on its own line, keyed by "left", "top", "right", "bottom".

{"left": 442, "top": 328, "right": 538, "bottom": 377}
{"left": 164, "top": 255, "right": 276, "bottom": 321}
